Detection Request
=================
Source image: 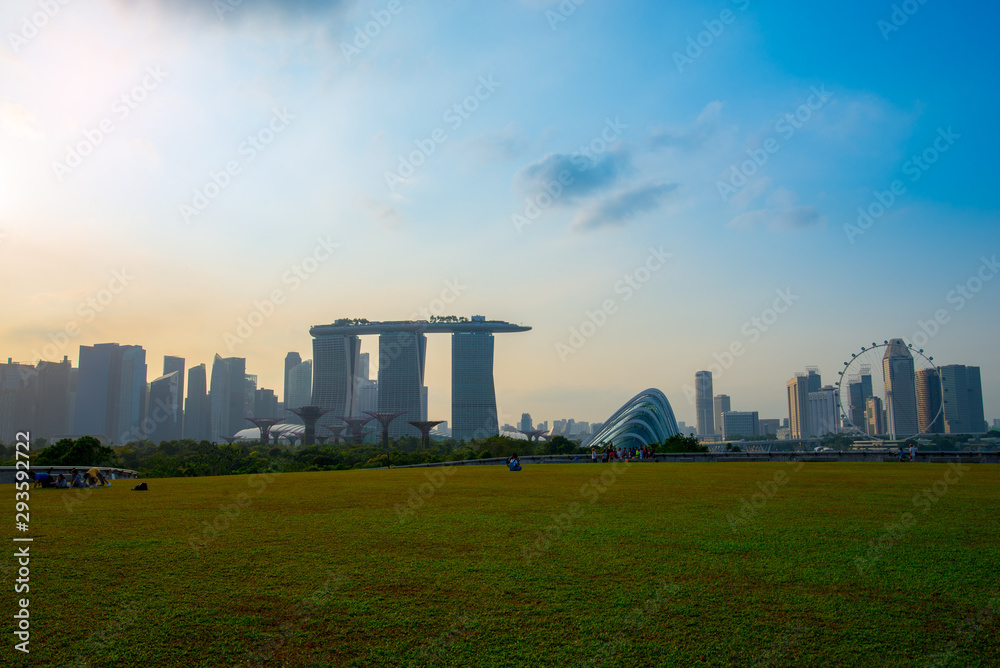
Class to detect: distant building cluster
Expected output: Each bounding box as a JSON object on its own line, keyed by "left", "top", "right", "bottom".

{"left": 690, "top": 338, "right": 990, "bottom": 444}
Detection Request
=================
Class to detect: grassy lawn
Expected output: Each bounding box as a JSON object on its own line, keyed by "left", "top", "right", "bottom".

{"left": 4, "top": 463, "right": 999, "bottom": 667}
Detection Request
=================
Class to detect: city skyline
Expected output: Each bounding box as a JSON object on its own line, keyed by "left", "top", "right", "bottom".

{"left": 1, "top": 0, "right": 998, "bottom": 429}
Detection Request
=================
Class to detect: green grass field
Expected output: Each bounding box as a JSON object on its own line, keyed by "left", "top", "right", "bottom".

{"left": 4, "top": 463, "right": 999, "bottom": 667}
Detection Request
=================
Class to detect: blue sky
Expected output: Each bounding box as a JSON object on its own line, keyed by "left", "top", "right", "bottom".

{"left": 1, "top": 0, "right": 997, "bottom": 428}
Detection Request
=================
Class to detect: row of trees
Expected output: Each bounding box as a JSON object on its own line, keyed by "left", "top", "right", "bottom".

{"left": 2, "top": 432, "right": 711, "bottom": 478}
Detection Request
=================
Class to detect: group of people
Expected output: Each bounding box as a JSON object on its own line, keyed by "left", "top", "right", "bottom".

{"left": 506, "top": 453, "right": 522, "bottom": 471}
{"left": 29, "top": 468, "right": 111, "bottom": 488}
{"left": 592, "top": 445, "right": 654, "bottom": 463}
{"left": 898, "top": 444, "right": 918, "bottom": 462}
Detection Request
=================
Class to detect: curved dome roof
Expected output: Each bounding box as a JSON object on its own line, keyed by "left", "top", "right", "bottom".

{"left": 582, "top": 388, "right": 680, "bottom": 449}
{"left": 233, "top": 423, "right": 306, "bottom": 442}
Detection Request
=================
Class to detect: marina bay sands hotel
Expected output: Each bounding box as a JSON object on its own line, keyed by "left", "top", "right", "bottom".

{"left": 309, "top": 316, "right": 530, "bottom": 439}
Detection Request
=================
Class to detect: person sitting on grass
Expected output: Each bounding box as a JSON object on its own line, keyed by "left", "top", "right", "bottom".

{"left": 86, "top": 467, "right": 110, "bottom": 486}
{"left": 55, "top": 474, "right": 70, "bottom": 488}
{"left": 70, "top": 468, "right": 86, "bottom": 488}
{"left": 506, "top": 453, "right": 522, "bottom": 472}
{"left": 29, "top": 471, "right": 56, "bottom": 488}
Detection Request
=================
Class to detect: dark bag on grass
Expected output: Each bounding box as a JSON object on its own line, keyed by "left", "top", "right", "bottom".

{"left": 132, "top": 482, "right": 148, "bottom": 491}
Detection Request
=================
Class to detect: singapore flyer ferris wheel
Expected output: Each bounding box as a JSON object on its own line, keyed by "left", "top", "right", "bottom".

{"left": 835, "top": 339, "right": 942, "bottom": 441}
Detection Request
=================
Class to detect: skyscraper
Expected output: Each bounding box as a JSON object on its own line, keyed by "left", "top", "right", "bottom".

{"left": 286, "top": 359, "right": 313, "bottom": 418}
{"left": 210, "top": 354, "right": 247, "bottom": 441}
{"left": 808, "top": 386, "right": 839, "bottom": 437}
{"left": 847, "top": 367, "right": 873, "bottom": 433}
{"left": 713, "top": 394, "right": 731, "bottom": 436}
{"left": 915, "top": 368, "right": 943, "bottom": 434}
{"left": 377, "top": 331, "right": 427, "bottom": 437}
{"left": 34, "top": 357, "right": 73, "bottom": 440}
{"left": 695, "top": 371, "right": 714, "bottom": 436}
{"left": 0, "top": 359, "right": 36, "bottom": 444}
{"left": 786, "top": 374, "right": 810, "bottom": 439}
{"left": 806, "top": 367, "right": 822, "bottom": 392}
{"left": 312, "top": 334, "right": 360, "bottom": 418}
{"left": 451, "top": 330, "right": 497, "bottom": 441}
{"left": 74, "top": 343, "right": 147, "bottom": 443}
{"left": 184, "top": 363, "right": 210, "bottom": 441}
{"left": 519, "top": 413, "right": 533, "bottom": 432}
{"left": 866, "top": 396, "right": 885, "bottom": 436}
{"left": 883, "top": 339, "right": 918, "bottom": 439}
{"left": 147, "top": 371, "right": 182, "bottom": 442}
{"left": 722, "top": 411, "right": 759, "bottom": 440}
{"left": 283, "top": 351, "right": 301, "bottom": 409}
{"left": 939, "top": 365, "right": 987, "bottom": 434}
{"left": 162, "top": 356, "right": 185, "bottom": 439}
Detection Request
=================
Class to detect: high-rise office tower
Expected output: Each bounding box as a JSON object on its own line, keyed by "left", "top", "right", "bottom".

{"left": 806, "top": 367, "right": 822, "bottom": 393}
{"left": 847, "top": 366, "right": 873, "bottom": 432}
{"left": 357, "top": 352, "right": 370, "bottom": 382}
{"left": 915, "top": 368, "right": 944, "bottom": 434}
{"left": 695, "top": 371, "right": 714, "bottom": 436}
{"left": 939, "top": 365, "right": 987, "bottom": 434}
{"left": 162, "top": 356, "right": 185, "bottom": 439}
{"left": 713, "top": 394, "right": 731, "bottom": 435}
{"left": 451, "top": 330, "right": 497, "bottom": 441}
{"left": 866, "top": 396, "right": 885, "bottom": 435}
{"left": 786, "top": 374, "right": 811, "bottom": 439}
{"left": 377, "top": 330, "right": 427, "bottom": 437}
{"left": 184, "top": 363, "right": 210, "bottom": 441}
{"left": 883, "top": 339, "right": 918, "bottom": 439}
{"left": 758, "top": 418, "right": 780, "bottom": 435}
{"left": 355, "top": 380, "right": 378, "bottom": 416}
{"left": 254, "top": 388, "right": 280, "bottom": 419}
{"left": 74, "top": 343, "right": 147, "bottom": 443}
{"left": 283, "top": 352, "right": 301, "bottom": 409}
{"left": 0, "top": 359, "right": 36, "bottom": 443}
{"left": 147, "top": 371, "right": 182, "bottom": 442}
{"left": 286, "top": 360, "right": 313, "bottom": 420}
{"left": 722, "top": 411, "right": 759, "bottom": 440}
{"left": 116, "top": 345, "right": 147, "bottom": 443}
{"left": 808, "top": 386, "right": 839, "bottom": 437}
{"left": 209, "top": 354, "right": 247, "bottom": 441}
{"left": 519, "top": 413, "right": 533, "bottom": 432}
{"left": 34, "top": 357, "right": 73, "bottom": 440}
{"left": 312, "top": 335, "right": 361, "bottom": 419}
